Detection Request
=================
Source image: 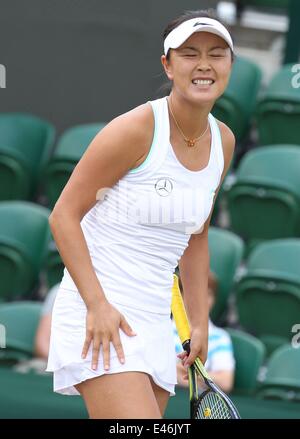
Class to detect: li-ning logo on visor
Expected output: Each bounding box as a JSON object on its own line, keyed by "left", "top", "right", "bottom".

{"left": 154, "top": 178, "right": 173, "bottom": 197}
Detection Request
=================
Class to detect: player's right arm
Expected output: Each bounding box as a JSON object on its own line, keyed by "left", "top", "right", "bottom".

{"left": 49, "top": 103, "right": 154, "bottom": 370}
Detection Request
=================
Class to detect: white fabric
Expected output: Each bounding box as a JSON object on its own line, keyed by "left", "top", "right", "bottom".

{"left": 164, "top": 17, "right": 234, "bottom": 55}
{"left": 59, "top": 96, "right": 224, "bottom": 315}
{"left": 47, "top": 96, "right": 224, "bottom": 395}
{"left": 47, "top": 286, "right": 177, "bottom": 396}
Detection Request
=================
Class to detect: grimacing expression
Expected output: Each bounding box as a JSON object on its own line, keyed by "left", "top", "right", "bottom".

{"left": 162, "top": 31, "right": 232, "bottom": 104}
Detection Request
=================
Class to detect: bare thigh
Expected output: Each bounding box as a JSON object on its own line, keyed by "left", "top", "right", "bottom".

{"left": 149, "top": 377, "right": 170, "bottom": 417}
{"left": 75, "top": 371, "right": 162, "bottom": 419}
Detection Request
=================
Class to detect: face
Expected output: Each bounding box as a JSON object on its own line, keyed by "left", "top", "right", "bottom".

{"left": 161, "top": 31, "right": 232, "bottom": 105}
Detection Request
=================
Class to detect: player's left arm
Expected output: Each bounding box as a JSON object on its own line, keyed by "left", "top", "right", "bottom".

{"left": 178, "top": 122, "right": 235, "bottom": 366}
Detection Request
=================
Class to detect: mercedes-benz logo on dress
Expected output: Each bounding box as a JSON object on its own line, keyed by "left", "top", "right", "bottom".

{"left": 154, "top": 178, "right": 173, "bottom": 197}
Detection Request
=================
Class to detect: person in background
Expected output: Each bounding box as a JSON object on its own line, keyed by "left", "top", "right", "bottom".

{"left": 34, "top": 284, "right": 59, "bottom": 359}
{"left": 174, "top": 271, "right": 235, "bottom": 393}
{"left": 13, "top": 283, "right": 59, "bottom": 375}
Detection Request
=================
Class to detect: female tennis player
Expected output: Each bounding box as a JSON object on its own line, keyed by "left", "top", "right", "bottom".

{"left": 46, "top": 9, "right": 235, "bottom": 419}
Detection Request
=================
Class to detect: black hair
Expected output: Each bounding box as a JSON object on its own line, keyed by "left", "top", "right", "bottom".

{"left": 163, "top": 9, "right": 234, "bottom": 61}
{"left": 156, "top": 9, "right": 234, "bottom": 98}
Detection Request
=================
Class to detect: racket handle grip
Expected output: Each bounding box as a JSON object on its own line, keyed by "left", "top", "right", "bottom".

{"left": 182, "top": 340, "right": 191, "bottom": 355}
{"left": 171, "top": 274, "right": 191, "bottom": 346}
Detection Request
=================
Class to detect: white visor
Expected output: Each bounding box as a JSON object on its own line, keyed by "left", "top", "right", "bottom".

{"left": 164, "top": 17, "right": 233, "bottom": 55}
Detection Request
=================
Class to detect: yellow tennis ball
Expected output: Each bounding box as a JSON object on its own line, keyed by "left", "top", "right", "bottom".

{"left": 204, "top": 407, "right": 211, "bottom": 418}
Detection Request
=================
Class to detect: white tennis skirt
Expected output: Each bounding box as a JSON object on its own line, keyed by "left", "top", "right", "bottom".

{"left": 46, "top": 286, "right": 177, "bottom": 396}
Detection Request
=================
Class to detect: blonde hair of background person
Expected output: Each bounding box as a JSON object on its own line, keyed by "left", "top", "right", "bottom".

{"left": 46, "top": 9, "right": 235, "bottom": 419}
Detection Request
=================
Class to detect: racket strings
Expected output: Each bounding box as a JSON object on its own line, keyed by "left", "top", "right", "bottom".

{"left": 195, "top": 392, "right": 232, "bottom": 419}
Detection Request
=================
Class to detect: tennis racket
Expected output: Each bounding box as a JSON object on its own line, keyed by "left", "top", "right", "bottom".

{"left": 171, "top": 274, "right": 240, "bottom": 419}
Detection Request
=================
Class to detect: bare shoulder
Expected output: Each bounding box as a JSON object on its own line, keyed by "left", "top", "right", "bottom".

{"left": 97, "top": 102, "right": 154, "bottom": 169}
{"left": 51, "top": 102, "right": 155, "bottom": 220}
{"left": 124, "top": 102, "right": 154, "bottom": 125}
{"left": 109, "top": 102, "right": 154, "bottom": 144}
{"left": 215, "top": 120, "right": 236, "bottom": 173}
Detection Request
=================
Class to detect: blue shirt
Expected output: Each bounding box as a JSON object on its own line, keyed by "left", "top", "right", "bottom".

{"left": 173, "top": 319, "right": 235, "bottom": 372}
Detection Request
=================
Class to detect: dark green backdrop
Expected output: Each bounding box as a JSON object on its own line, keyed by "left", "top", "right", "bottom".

{"left": 0, "top": 0, "right": 218, "bottom": 134}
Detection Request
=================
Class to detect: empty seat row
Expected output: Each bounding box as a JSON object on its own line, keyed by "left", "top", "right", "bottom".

{"left": 0, "top": 113, "right": 55, "bottom": 201}
{"left": 2, "top": 60, "right": 300, "bottom": 207}
{"left": 4, "top": 297, "right": 297, "bottom": 404}
{"left": 0, "top": 201, "right": 51, "bottom": 302}
{"left": 0, "top": 200, "right": 244, "bottom": 330}
{"left": 0, "top": 298, "right": 266, "bottom": 396}
{"left": 236, "top": 239, "right": 300, "bottom": 354}
{"left": 226, "top": 144, "right": 300, "bottom": 249}
{"left": 1, "top": 202, "right": 299, "bottom": 361}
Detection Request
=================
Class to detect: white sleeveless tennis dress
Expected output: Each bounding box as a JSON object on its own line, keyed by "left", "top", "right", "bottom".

{"left": 46, "top": 96, "right": 224, "bottom": 396}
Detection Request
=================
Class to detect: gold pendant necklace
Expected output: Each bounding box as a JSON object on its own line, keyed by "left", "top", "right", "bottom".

{"left": 168, "top": 96, "right": 209, "bottom": 147}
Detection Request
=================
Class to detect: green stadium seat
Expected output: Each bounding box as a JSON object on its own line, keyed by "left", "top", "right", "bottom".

{"left": 0, "top": 301, "right": 42, "bottom": 363}
{"left": 259, "top": 334, "right": 289, "bottom": 357}
{"left": 0, "top": 366, "right": 88, "bottom": 418}
{"left": 44, "top": 240, "right": 64, "bottom": 289}
{"left": 43, "top": 123, "right": 105, "bottom": 208}
{"left": 211, "top": 171, "right": 230, "bottom": 226}
{"left": 0, "top": 113, "right": 55, "bottom": 201}
{"left": 208, "top": 227, "right": 244, "bottom": 323}
{"left": 227, "top": 328, "right": 266, "bottom": 395}
{"left": 257, "top": 64, "right": 300, "bottom": 146}
{"left": 212, "top": 56, "right": 262, "bottom": 142}
{"left": 236, "top": 239, "right": 300, "bottom": 353}
{"left": 0, "top": 201, "right": 51, "bottom": 301}
{"left": 227, "top": 145, "right": 300, "bottom": 247}
{"left": 257, "top": 344, "right": 300, "bottom": 402}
